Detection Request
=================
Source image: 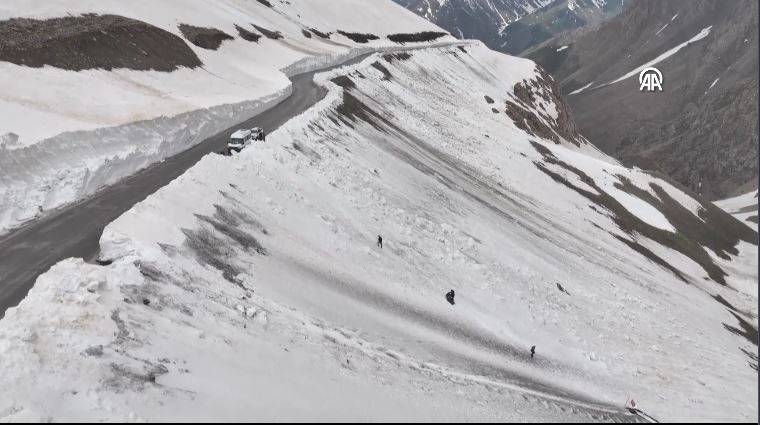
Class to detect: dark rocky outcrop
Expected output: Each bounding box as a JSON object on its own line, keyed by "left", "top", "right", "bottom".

{"left": 370, "top": 61, "right": 392, "bottom": 80}
{"left": 0, "top": 14, "right": 202, "bottom": 71}
{"left": 236, "top": 24, "right": 262, "bottom": 42}
{"left": 337, "top": 30, "right": 379, "bottom": 44}
{"left": 504, "top": 67, "right": 584, "bottom": 146}
{"left": 309, "top": 28, "right": 332, "bottom": 39}
{"left": 387, "top": 31, "right": 448, "bottom": 43}
{"left": 252, "top": 24, "right": 283, "bottom": 40}
{"left": 178, "top": 23, "right": 234, "bottom": 50}
{"left": 383, "top": 52, "right": 412, "bottom": 63}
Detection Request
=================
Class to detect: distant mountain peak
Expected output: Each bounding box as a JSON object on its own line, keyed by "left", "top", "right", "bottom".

{"left": 394, "top": 0, "right": 624, "bottom": 55}
{"left": 394, "top": 0, "right": 554, "bottom": 42}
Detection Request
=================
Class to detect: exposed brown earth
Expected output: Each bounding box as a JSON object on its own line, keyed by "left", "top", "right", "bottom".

{"left": 309, "top": 28, "right": 332, "bottom": 39}
{"left": 0, "top": 14, "right": 202, "bottom": 71}
{"left": 383, "top": 52, "right": 412, "bottom": 63}
{"left": 330, "top": 75, "right": 356, "bottom": 90}
{"left": 723, "top": 311, "right": 759, "bottom": 347}
{"left": 387, "top": 31, "right": 448, "bottom": 43}
{"left": 504, "top": 67, "right": 584, "bottom": 146}
{"left": 371, "top": 61, "right": 392, "bottom": 81}
{"left": 178, "top": 23, "right": 234, "bottom": 50}
{"left": 252, "top": 24, "right": 283, "bottom": 40}
{"left": 236, "top": 24, "right": 262, "bottom": 42}
{"left": 337, "top": 30, "right": 379, "bottom": 44}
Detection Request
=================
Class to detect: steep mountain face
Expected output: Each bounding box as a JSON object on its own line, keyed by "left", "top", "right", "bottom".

{"left": 528, "top": 0, "right": 758, "bottom": 200}
{"left": 393, "top": 0, "right": 624, "bottom": 54}
{"left": 502, "top": 0, "right": 625, "bottom": 55}
{"left": 392, "top": 0, "right": 553, "bottom": 48}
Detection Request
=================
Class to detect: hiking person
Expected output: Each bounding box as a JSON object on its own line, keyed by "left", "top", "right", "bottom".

{"left": 530, "top": 345, "right": 536, "bottom": 358}
{"left": 446, "top": 289, "right": 455, "bottom": 305}
{"left": 377, "top": 235, "right": 383, "bottom": 249}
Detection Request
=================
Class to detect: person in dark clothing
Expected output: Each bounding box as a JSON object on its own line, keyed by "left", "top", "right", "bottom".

{"left": 446, "top": 289, "right": 455, "bottom": 305}
{"left": 377, "top": 235, "right": 383, "bottom": 248}
{"left": 530, "top": 345, "right": 536, "bottom": 358}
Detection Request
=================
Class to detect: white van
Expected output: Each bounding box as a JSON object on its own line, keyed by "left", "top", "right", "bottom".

{"left": 227, "top": 127, "right": 265, "bottom": 153}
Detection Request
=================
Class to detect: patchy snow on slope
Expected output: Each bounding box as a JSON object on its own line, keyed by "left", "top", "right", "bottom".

{"left": 604, "top": 26, "right": 713, "bottom": 86}
{"left": 568, "top": 81, "right": 594, "bottom": 95}
{"left": 706, "top": 77, "right": 720, "bottom": 93}
{"left": 713, "top": 240, "right": 759, "bottom": 299}
{"left": 0, "top": 42, "right": 755, "bottom": 422}
{"left": 609, "top": 188, "right": 676, "bottom": 232}
{"left": 715, "top": 190, "right": 758, "bottom": 214}
{"left": 715, "top": 190, "right": 758, "bottom": 231}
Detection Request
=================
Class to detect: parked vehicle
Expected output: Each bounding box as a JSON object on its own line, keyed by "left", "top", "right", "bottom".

{"left": 227, "top": 126, "right": 265, "bottom": 154}
{"left": 251, "top": 127, "right": 265, "bottom": 142}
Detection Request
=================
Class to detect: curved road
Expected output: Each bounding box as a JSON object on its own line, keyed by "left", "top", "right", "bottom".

{"left": 0, "top": 47, "right": 644, "bottom": 422}
{"left": 0, "top": 53, "right": 370, "bottom": 319}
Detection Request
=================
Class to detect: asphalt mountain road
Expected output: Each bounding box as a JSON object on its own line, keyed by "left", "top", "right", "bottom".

{"left": 0, "top": 53, "right": 372, "bottom": 319}
{"left": 0, "top": 44, "right": 644, "bottom": 421}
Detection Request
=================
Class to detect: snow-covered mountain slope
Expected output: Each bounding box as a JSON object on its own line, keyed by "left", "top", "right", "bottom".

{"left": 393, "top": 0, "right": 552, "bottom": 47}
{"left": 1, "top": 42, "right": 756, "bottom": 421}
{"left": 0, "top": 0, "right": 453, "bottom": 235}
{"left": 396, "top": 0, "right": 553, "bottom": 26}
{"left": 716, "top": 191, "right": 759, "bottom": 231}
{"left": 502, "top": 0, "right": 625, "bottom": 55}
{"left": 528, "top": 0, "right": 758, "bottom": 200}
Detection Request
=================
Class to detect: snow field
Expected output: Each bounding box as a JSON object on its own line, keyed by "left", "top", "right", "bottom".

{"left": 0, "top": 40, "right": 755, "bottom": 422}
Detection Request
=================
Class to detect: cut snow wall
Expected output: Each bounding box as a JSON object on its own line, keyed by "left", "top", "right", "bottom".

{"left": 0, "top": 87, "right": 291, "bottom": 233}
{"left": 0, "top": 40, "right": 465, "bottom": 236}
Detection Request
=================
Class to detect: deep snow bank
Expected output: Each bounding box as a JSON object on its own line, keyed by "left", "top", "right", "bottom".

{"left": 0, "top": 0, "right": 453, "bottom": 234}
{"left": 1, "top": 42, "right": 756, "bottom": 421}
